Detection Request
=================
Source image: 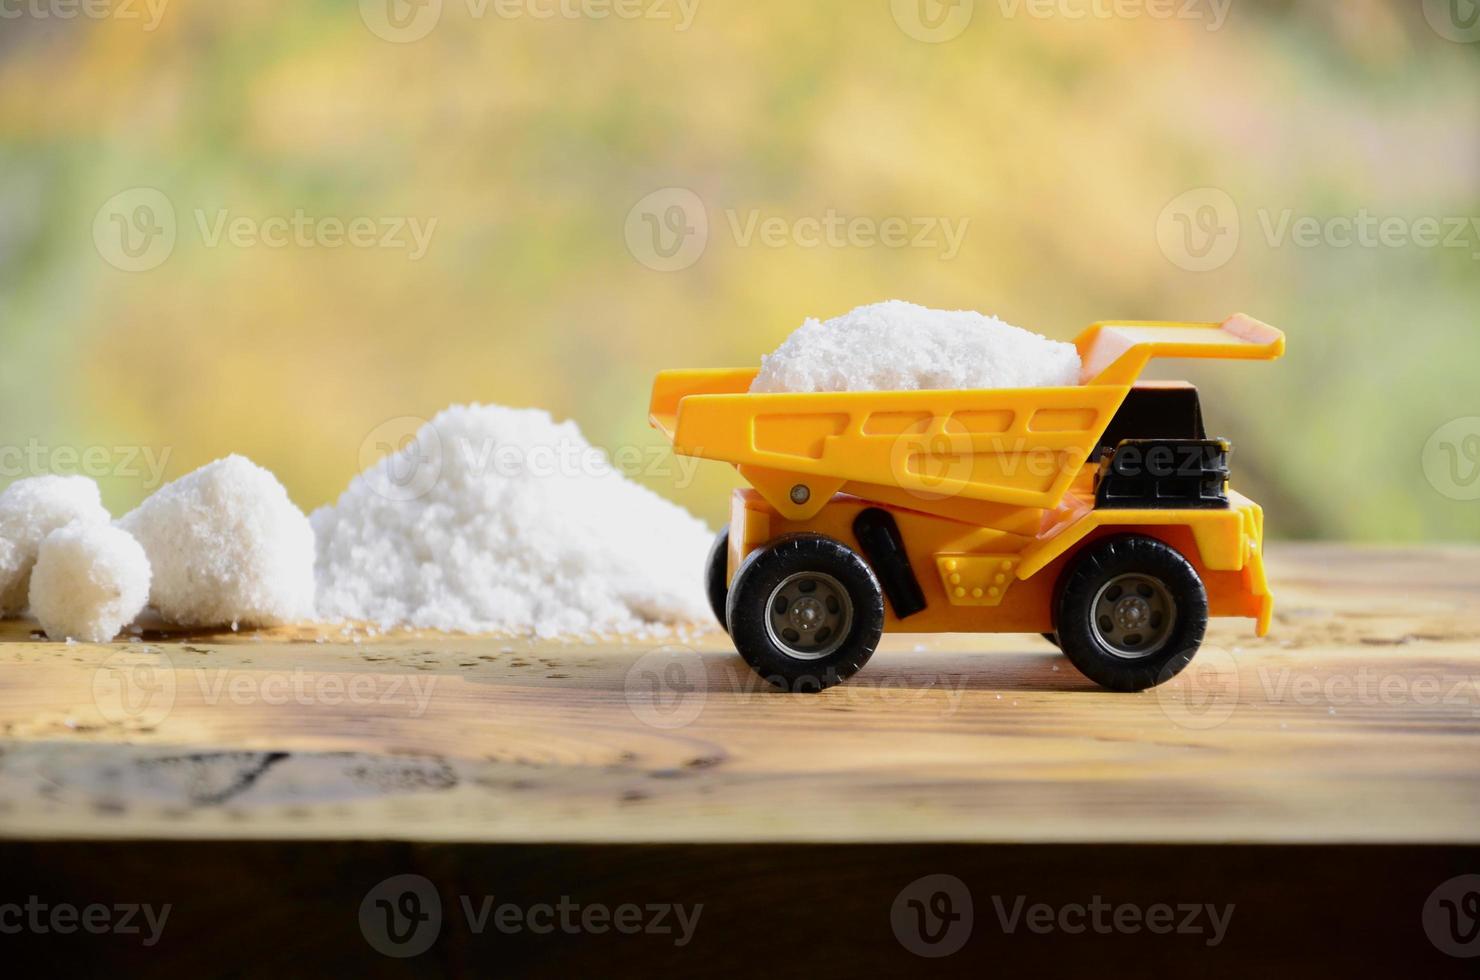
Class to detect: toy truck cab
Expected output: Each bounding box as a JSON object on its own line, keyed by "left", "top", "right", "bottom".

{"left": 651, "top": 315, "right": 1284, "bottom": 693}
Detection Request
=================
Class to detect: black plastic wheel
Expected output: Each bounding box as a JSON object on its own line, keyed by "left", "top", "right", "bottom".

{"left": 704, "top": 528, "right": 730, "bottom": 633}
{"left": 1054, "top": 534, "right": 1208, "bottom": 692}
{"left": 725, "top": 534, "right": 885, "bottom": 692}
{"left": 1041, "top": 632, "right": 1060, "bottom": 648}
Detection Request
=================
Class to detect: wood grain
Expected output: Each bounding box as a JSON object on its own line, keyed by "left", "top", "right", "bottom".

{"left": 0, "top": 543, "right": 1476, "bottom": 843}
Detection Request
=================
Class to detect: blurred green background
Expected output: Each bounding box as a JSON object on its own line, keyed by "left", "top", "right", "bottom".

{"left": 0, "top": 0, "right": 1476, "bottom": 539}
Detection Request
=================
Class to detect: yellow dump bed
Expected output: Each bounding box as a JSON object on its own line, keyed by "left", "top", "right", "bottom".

{"left": 650, "top": 315, "right": 1283, "bottom": 512}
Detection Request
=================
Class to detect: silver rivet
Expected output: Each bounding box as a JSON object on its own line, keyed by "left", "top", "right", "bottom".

{"left": 789, "top": 484, "right": 810, "bottom": 505}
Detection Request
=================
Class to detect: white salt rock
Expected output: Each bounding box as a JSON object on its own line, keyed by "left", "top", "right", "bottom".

{"left": 750, "top": 300, "right": 1081, "bottom": 393}
{"left": 0, "top": 475, "right": 112, "bottom": 615}
{"left": 29, "top": 523, "right": 151, "bottom": 643}
{"left": 120, "top": 455, "right": 316, "bottom": 627}
{"left": 312, "top": 404, "right": 712, "bottom": 637}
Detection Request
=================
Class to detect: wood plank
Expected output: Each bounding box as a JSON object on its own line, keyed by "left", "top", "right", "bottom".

{"left": 0, "top": 543, "right": 1476, "bottom": 843}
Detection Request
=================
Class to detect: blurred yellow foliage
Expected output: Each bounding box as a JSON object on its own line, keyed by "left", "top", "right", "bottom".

{"left": 0, "top": 0, "right": 1476, "bottom": 539}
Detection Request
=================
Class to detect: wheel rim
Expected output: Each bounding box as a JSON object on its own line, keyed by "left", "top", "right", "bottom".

{"left": 1089, "top": 573, "right": 1176, "bottom": 659}
{"left": 764, "top": 571, "right": 853, "bottom": 661}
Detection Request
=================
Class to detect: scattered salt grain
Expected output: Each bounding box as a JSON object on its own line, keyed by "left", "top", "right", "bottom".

{"left": 28, "top": 523, "right": 151, "bottom": 643}
{"left": 750, "top": 300, "right": 1081, "bottom": 393}
{"left": 120, "top": 455, "right": 316, "bottom": 628}
{"left": 0, "top": 475, "right": 112, "bottom": 615}
{"left": 312, "top": 404, "right": 712, "bottom": 637}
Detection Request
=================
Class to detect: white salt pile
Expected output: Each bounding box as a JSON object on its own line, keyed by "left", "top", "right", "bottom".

{"left": 29, "top": 523, "right": 151, "bottom": 643}
{"left": 312, "top": 404, "right": 712, "bottom": 637}
{"left": 750, "top": 300, "right": 1081, "bottom": 393}
{"left": 0, "top": 475, "right": 112, "bottom": 615}
{"left": 120, "top": 455, "right": 317, "bottom": 627}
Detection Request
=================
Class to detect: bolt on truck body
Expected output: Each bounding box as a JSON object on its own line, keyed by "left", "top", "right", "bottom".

{"left": 650, "top": 314, "right": 1285, "bottom": 692}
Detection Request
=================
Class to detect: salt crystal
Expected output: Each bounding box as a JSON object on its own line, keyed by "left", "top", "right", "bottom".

{"left": 120, "top": 455, "right": 316, "bottom": 627}
{"left": 312, "top": 404, "right": 712, "bottom": 637}
{"left": 0, "top": 475, "right": 112, "bottom": 615}
{"left": 29, "top": 523, "right": 151, "bottom": 643}
{"left": 750, "top": 300, "right": 1081, "bottom": 393}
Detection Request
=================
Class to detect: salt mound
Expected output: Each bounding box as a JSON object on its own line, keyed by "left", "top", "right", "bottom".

{"left": 30, "top": 523, "right": 151, "bottom": 642}
{"left": 750, "top": 300, "right": 1081, "bottom": 393}
{"left": 0, "top": 474, "right": 112, "bottom": 615}
{"left": 311, "top": 404, "right": 712, "bottom": 636}
{"left": 120, "top": 455, "right": 317, "bottom": 627}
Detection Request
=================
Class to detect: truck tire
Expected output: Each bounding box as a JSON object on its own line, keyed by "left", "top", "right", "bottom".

{"left": 704, "top": 528, "right": 730, "bottom": 632}
{"left": 1054, "top": 534, "right": 1208, "bottom": 692}
{"left": 725, "top": 534, "right": 885, "bottom": 692}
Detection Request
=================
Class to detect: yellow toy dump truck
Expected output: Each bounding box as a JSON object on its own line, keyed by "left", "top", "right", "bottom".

{"left": 650, "top": 314, "right": 1285, "bottom": 692}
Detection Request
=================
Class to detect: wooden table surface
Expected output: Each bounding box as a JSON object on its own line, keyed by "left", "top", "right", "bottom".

{"left": 1, "top": 543, "right": 1476, "bottom": 844}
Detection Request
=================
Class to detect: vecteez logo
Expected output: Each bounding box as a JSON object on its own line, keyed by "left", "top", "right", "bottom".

{"left": 624, "top": 645, "right": 707, "bottom": 729}
{"left": 990, "top": 895, "right": 1235, "bottom": 946}
{"left": 1424, "top": 874, "right": 1480, "bottom": 958}
{"left": 93, "top": 649, "right": 177, "bottom": 727}
{"left": 360, "top": 0, "right": 443, "bottom": 43}
{"left": 1157, "top": 187, "right": 1480, "bottom": 273}
{"left": 1423, "top": 417, "right": 1480, "bottom": 502}
{"left": 624, "top": 187, "right": 710, "bottom": 272}
{"left": 624, "top": 187, "right": 972, "bottom": 272}
{"left": 891, "top": 0, "right": 975, "bottom": 43}
{"left": 360, "top": 0, "right": 700, "bottom": 42}
{"left": 359, "top": 875, "right": 704, "bottom": 957}
{"left": 1425, "top": 0, "right": 1480, "bottom": 43}
{"left": 1156, "top": 187, "right": 1240, "bottom": 272}
{"left": 360, "top": 874, "right": 443, "bottom": 958}
{"left": 0, "top": 0, "right": 170, "bottom": 30}
{"left": 891, "top": 874, "right": 973, "bottom": 957}
{"left": 1155, "top": 644, "right": 1239, "bottom": 729}
{"left": 93, "top": 189, "right": 439, "bottom": 271}
{"left": 0, "top": 897, "right": 172, "bottom": 946}
{"left": 93, "top": 188, "right": 177, "bottom": 273}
